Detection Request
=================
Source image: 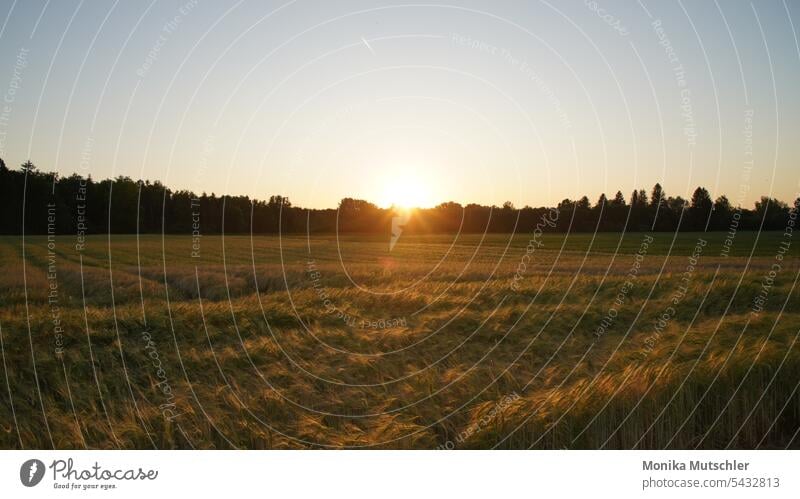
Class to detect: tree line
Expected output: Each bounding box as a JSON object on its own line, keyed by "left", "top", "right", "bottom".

{"left": 1, "top": 158, "right": 797, "bottom": 236}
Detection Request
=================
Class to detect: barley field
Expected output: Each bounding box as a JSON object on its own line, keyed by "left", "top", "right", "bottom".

{"left": 0, "top": 231, "right": 798, "bottom": 449}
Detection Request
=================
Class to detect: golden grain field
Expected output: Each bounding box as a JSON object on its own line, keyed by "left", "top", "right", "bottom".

{"left": 0, "top": 232, "right": 798, "bottom": 449}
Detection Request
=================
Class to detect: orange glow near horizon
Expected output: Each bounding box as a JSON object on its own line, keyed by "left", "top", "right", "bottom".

{"left": 375, "top": 167, "right": 438, "bottom": 209}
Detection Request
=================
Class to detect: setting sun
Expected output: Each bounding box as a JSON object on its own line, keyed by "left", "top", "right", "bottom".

{"left": 377, "top": 169, "right": 436, "bottom": 209}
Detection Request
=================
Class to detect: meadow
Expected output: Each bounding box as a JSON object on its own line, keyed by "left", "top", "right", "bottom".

{"left": 0, "top": 231, "right": 798, "bottom": 449}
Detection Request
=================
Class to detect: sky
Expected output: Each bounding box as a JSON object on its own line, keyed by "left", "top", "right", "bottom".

{"left": 0, "top": 0, "right": 798, "bottom": 209}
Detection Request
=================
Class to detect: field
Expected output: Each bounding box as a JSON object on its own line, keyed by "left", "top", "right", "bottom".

{"left": 0, "top": 231, "right": 798, "bottom": 449}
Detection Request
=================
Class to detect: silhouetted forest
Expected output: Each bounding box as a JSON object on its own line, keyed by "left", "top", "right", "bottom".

{"left": 1, "top": 158, "right": 797, "bottom": 235}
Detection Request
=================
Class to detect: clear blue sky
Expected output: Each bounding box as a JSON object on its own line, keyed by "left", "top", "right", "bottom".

{"left": 0, "top": 0, "right": 798, "bottom": 208}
